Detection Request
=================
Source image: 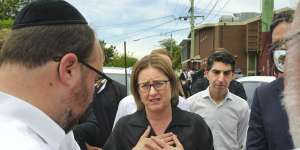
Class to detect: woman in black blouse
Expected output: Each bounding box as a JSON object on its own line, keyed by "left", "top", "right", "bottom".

{"left": 104, "top": 54, "right": 214, "bottom": 150}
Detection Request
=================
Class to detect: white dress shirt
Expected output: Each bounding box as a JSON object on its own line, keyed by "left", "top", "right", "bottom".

{"left": 0, "top": 91, "right": 80, "bottom": 150}
{"left": 188, "top": 88, "right": 250, "bottom": 150}
{"left": 113, "top": 95, "right": 190, "bottom": 127}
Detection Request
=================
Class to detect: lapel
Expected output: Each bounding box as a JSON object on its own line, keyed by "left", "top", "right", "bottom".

{"left": 275, "top": 77, "right": 284, "bottom": 100}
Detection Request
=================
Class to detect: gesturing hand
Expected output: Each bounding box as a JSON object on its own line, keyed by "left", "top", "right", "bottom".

{"left": 132, "top": 126, "right": 153, "bottom": 150}
{"left": 148, "top": 135, "right": 184, "bottom": 150}
{"left": 132, "top": 126, "right": 184, "bottom": 150}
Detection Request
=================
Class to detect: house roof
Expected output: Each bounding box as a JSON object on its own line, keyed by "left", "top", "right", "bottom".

{"left": 193, "top": 7, "right": 293, "bottom": 32}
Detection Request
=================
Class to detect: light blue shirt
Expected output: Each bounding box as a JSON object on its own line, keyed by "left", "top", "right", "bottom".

{"left": 188, "top": 87, "right": 250, "bottom": 150}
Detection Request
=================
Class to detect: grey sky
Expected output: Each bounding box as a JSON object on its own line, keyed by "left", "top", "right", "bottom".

{"left": 66, "top": 0, "right": 297, "bottom": 58}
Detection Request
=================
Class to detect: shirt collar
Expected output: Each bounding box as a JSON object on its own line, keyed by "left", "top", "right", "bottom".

{"left": 128, "top": 106, "right": 190, "bottom": 128}
{"left": 0, "top": 91, "right": 66, "bottom": 150}
{"left": 202, "top": 87, "right": 233, "bottom": 103}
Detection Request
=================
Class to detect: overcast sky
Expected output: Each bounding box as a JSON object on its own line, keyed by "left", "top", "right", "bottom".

{"left": 65, "top": 0, "right": 297, "bottom": 59}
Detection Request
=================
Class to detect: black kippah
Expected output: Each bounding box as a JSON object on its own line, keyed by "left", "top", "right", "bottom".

{"left": 12, "top": 0, "right": 87, "bottom": 29}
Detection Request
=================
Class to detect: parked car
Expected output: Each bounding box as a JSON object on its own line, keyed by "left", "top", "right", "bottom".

{"left": 103, "top": 67, "right": 131, "bottom": 94}
{"left": 237, "top": 76, "right": 276, "bottom": 107}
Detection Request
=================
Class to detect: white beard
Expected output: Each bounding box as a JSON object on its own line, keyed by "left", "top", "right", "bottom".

{"left": 284, "top": 2, "right": 300, "bottom": 147}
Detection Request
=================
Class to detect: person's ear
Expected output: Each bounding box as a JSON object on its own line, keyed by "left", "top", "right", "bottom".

{"left": 58, "top": 53, "right": 80, "bottom": 86}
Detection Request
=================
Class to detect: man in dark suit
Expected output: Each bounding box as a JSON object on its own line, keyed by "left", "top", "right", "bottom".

{"left": 73, "top": 79, "right": 127, "bottom": 150}
{"left": 246, "top": 11, "right": 294, "bottom": 150}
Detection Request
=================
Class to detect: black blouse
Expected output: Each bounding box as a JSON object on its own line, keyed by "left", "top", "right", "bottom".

{"left": 103, "top": 107, "right": 214, "bottom": 150}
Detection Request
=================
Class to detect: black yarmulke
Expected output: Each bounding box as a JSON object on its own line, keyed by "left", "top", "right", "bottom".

{"left": 12, "top": 0, "right": 87, "bottom": 29}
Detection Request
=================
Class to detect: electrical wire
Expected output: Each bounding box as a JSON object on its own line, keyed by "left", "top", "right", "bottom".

{"left": 109, "top": 19, "right": 178, "bottom": 43}
{"left": 197, "top": 0, "right": 220, "bottom": 24}
{"left": 132, "top": 27, "right": 190, "bottom": 41}
{"left": 94, "top": 15, "right": 175, "bottom": 30}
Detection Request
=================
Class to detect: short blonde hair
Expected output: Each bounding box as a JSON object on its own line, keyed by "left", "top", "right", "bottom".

{"left": 131, "top": 53, "right": 178, "bottom": 110}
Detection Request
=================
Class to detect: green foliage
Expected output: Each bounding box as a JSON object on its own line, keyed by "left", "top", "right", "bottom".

{"left": 0, "top": 18, "right": 14, "bottom": 28}
{"left": 99, "top": 40, "right": 138, "bottom": 67}
{"left": 106, "top": 54, "right": 138, "bottom": 67}
{"left": 159, "top": 38, "right": 182, "bottom": 70}
{"left": 0, "top": 0, "right": 31, "bottom": 28}
{"left": 0, "top": 0, "right": 31, "bottom": 20}
{"left": 99, "top": 40, "right": 117, "bottom": 65}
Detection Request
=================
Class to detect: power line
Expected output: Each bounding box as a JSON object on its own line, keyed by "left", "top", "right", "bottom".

{"left": 132, "top": 27, "right": 190, "bottom": 41}
{"left": 195, "top": 0, "right": 215, "bottom": 13}
{"left": 195, "top": 8, "right": 234, "bottom": 14}
{"left": 196, "top": 0, "right": 231, "bottom": 23}
{"left": 211, "top": 0, "right": 232, "bottom": 17}
{"left": 94, "top": 15, "right": 175, "bottom": 30}
{"left": 198, "top": 0, "right": 220, "bottom": 24}
{"left": 109, "top": 19, "right": 178, "bottom": 43}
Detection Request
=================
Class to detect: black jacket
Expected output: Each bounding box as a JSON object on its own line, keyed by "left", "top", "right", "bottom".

{"left": 74, "top": 80, "right": 127, "bottom": 149}
{"left": 104, "top": 107, "right": 214, "bottom": 150}
{"left": 191, "top": 77, "right": 247, "bottom": 100}
{"left": 246, "top": 78, "right": 294, "bottom": 150}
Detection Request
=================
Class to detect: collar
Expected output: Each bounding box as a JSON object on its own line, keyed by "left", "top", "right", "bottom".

{"left": 0, "top": 91, "right": 66, "bottom": 150}
{"left": 202, "top": 87, "right": 233, "bottom": 103}
{"left": 96, "top": 79, "right": 108, "bottom": 94}
{"left": 128, "top": 106, "right": 191, "bottom": 129}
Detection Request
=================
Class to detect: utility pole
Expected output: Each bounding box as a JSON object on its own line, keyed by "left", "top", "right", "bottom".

{"left": 178, "top": 1, "right": 203, "bottom": 66}
{"left": 170, "top": 33, "right": 173, "bottom": 56}
{"left": 179, "top": 1, "right": 203, "bottom": 59}
{"left": 259, "top": 0, "right": 273, "bottom": 75}
{"left": 124, "top": 41, "right": 128, "bottom": 94}
{"left": 261, "top": 0, "right": 274, "bottom": 32}
{"left": 190, "top": 0, "right": 195, "bottom": 59}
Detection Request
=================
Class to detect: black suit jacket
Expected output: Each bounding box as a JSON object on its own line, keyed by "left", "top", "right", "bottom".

{"left": 246, "top": 77, "right": 294, "bottom": 150}
{"left": 74, "top": 80, "right": 127, "bottom": 149}
{"left": 104, "top": 107, "right": 214, "bottom": 150}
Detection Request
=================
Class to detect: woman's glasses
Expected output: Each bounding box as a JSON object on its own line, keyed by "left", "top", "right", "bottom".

{"left": 138, "top": 80, "right": 169, "bottom": 93}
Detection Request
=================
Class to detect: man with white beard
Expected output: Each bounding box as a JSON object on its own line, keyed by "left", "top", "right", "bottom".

{"left": 246, "top": 11, "right": 294, "bottom": 150}
{"left": 284, "top": 2, "right": 300, "bottom": 149}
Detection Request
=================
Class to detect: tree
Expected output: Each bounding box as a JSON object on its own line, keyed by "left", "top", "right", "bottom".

{"left": 159, "top": 38, "right": 182, "bottom": 70}
{"left": 99, "top": 40, "right": 138, "bottom": 67}
{"left": 99, "top": 40, "right": 117, "bottom": 65}
{"left": 106, "top": 54, "right": 138, "bottom": 68}
{"left": 0, "top": 0, "right": 32, "bottom": 19}
{"left": 0, "top": 0, "right": 32, "bottom": 28}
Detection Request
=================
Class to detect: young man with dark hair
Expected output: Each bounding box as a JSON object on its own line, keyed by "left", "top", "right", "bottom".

{"left": 191, "top": 50, "right": 247, "bottom": 100}
{"left": 247, "top": 11, "right": 294, "bottom": 150}
{"left": 188, "top": 51, "right": 250, "bottom": 150}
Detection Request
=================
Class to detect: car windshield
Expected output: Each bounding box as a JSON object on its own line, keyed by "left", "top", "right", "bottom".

{"left": 105, "top": 73, "right": 131, "bottom": 94}
{"left": 242, "top": 81, "right": 269, "bottom": 107}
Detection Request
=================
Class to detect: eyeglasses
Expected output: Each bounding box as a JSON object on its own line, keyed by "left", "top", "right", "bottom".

{"left": 138, "top": 80, "right": 169, "bottom": 93}
{"left": 268, "top": 31, "right": 299, "bottom": 73}
{"left": 272, "top": 50, "right": 287, "bottom": 72}
{"left": 79, "top": 61, "right": 111, "bottom": 88}
{"left": 270, "top": 31, "right": 300, "bottom": 51}
{"left": 53, "top": 56, "right": 111, "bottom": 88}
{"left": 211, "top": 69, "right": 232, "bottom": 76}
